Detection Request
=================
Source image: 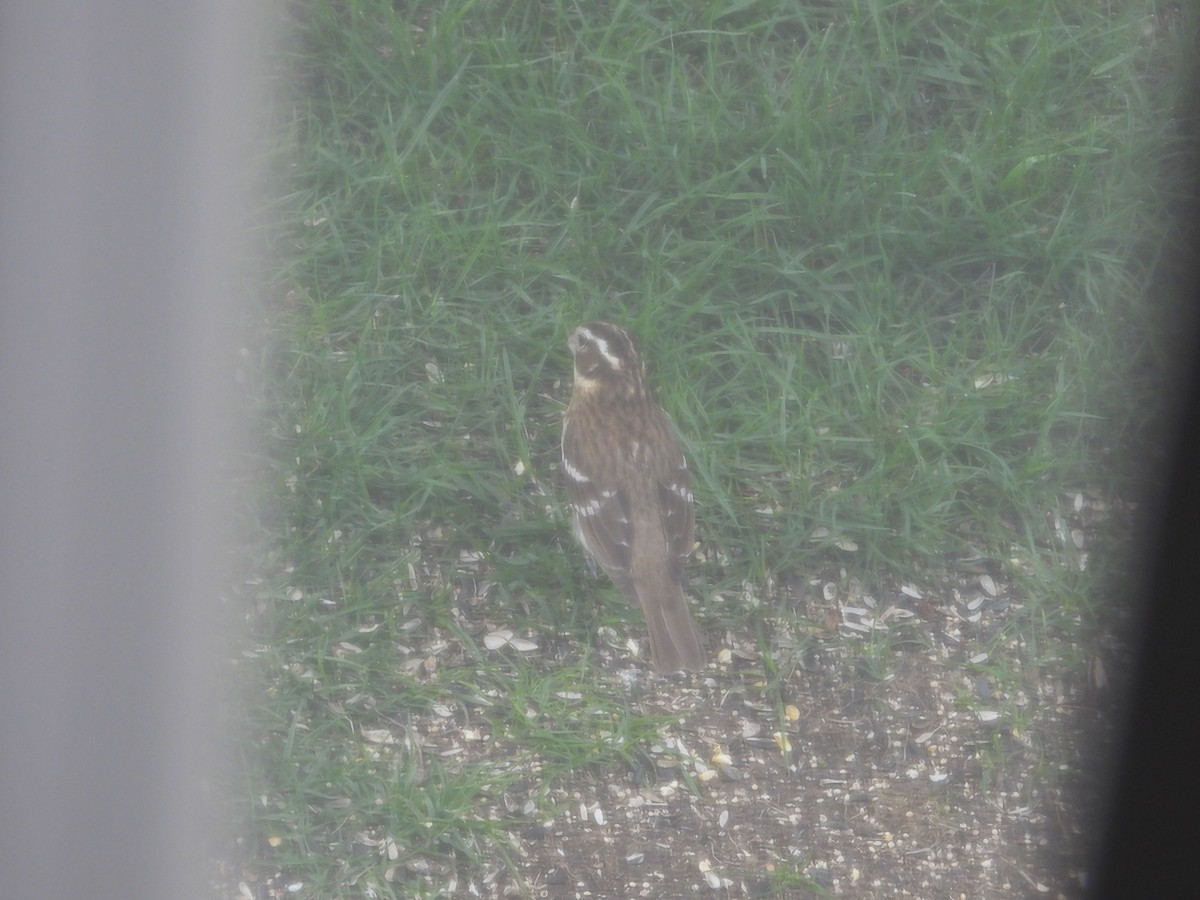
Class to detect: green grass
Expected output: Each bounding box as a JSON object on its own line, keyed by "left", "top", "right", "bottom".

{"left": 231, "top": 0, "right": 1196, "bottom": 896}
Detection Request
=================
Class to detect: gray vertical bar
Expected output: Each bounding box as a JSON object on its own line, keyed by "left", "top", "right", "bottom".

{"left": 0, "top": 3, "right": 266, "bottom": 896}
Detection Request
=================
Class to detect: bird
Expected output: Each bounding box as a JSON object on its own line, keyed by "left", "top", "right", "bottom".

{"left": 561, "top": 321, "right": 706, "bottom": 673}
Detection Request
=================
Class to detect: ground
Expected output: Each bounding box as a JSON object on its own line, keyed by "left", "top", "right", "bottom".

{"left": 227, "top": 491, "right": 1125, "bottom": 900}
{"left": 471, "top": 571, "right": 1110, "bottom": 899}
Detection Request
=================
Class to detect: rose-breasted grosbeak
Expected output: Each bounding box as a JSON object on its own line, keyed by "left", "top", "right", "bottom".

{"left": 561, "top": 322, "right": 705, "bottom": 673}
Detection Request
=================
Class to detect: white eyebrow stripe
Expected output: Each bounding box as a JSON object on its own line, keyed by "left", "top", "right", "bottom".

{"left": 562, "top": 457, "right": 590, "bottom": 482}
{"left": 580, "top": 327, "right": 623, "bottom": 370}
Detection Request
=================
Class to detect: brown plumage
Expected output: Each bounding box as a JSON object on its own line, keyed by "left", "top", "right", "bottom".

{"left": 561, "top": 322, "right": 705, "bottom": 673}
